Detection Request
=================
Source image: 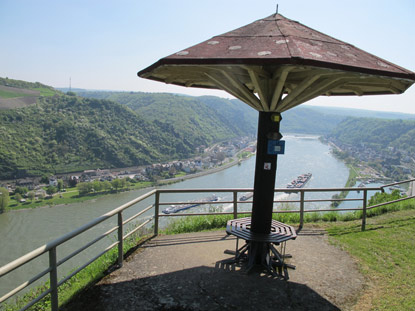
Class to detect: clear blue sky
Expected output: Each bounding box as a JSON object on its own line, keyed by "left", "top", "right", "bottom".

{"left": 1, "top": 0, "right": 414, "bottom": 113}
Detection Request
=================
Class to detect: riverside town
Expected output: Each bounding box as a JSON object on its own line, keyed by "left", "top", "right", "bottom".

{"left": 1, "top": 137, "right": 255, "bottom": 201}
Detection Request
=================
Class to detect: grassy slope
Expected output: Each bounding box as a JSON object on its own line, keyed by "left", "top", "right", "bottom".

{"left": 0, "top": 89, "right": 37, "bottom": 99}
{"left": 327, "top": 210, "right": 415, "bottom": 311}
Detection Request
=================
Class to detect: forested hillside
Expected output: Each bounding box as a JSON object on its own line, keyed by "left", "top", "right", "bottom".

{"left": 76, "top": 91, "right": 258, "bottom": 141}
{"left": 77, "top": 90, "right": 415, "bottom": 136}
{"left": 0, "top": 95, "right": 198, "bottom": 179}
{"left": 328, "top": 118, "right": 415, "bottom": 154}
{"left": 76, "top": 90, "right": 349, "bottom": 135}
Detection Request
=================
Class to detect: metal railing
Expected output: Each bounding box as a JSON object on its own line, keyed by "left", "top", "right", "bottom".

{"left": 0, "top": 179, "right": 414, "bottom": 311}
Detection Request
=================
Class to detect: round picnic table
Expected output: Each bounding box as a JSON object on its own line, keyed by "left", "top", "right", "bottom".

{"left": 224, "top": 217, "right": 297, "bottom": 279}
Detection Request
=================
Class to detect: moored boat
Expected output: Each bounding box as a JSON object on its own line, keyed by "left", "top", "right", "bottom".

{"left": 286, "top": 173, "right": 312, "bottom": 190}
{"left": 239, "top": 192, "right": 253, "bottom": 201}
{"left": 162, "top": 194, "right": 219, "bottom": 214}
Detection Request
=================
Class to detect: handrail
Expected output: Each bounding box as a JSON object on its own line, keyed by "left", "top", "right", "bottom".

{"left": 381, "top": 178, "right": 415, "bottom": 189}
{"left": 0, "top": 179, "right": 414, "bottom": 310}
{"left": 0, "top": 189, "right": 157, "bottom": 278}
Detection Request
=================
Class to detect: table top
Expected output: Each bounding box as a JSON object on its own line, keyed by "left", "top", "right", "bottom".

{"left": 226, "top": 217, "right": 297, "bottom": 243}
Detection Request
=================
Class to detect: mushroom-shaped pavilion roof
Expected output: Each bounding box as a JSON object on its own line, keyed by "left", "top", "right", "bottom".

{"left": 138, "top": 14, "right": 415, "bottom": 112}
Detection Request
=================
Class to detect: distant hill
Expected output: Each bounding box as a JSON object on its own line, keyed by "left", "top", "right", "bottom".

{"left": 282, "top": 105, "right": 414, "bottom": 135}
{"left": 76, "top": 90, "right": 415, "bottom": 136}
{"left": 75, "top": 91, "right": 258, "bottom": 144}
{"left": 305, "top": 105, "right": 415, "bottom": 120}
{"left": 0, "top": 77, "right": 61, "bottom": 110}
{"left": 328, "top": 117, "right": 415, "bottom": 154}
{"left": 2, "top": 79, "right": 413, "bottom": 180}
{"left": 326, "top": 117, "right": 415, "bottom": 179}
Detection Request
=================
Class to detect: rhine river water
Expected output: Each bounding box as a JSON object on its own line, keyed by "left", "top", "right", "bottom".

{"left": 0, "top": 135, "right": 357, "bottom": 298}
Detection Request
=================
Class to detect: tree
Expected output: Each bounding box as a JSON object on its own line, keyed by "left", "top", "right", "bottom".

{"left": 28, "top": 191, "right": 36, "bottom": 202}
{"left": 46, "top": 185, "right": 57, "bottom": 196}
{"left": 101, "top": 180, "right": 111, "bottom": 191}
{"left": 15, "top": 193, "right": 22, "bottom": 204}
{"left": 40, "top": 174, "right": 50, "bottom": 184}
{"left": 111, "top": 179, "right": 121, "bottom": 191}
{"left": 77, "top": 182, "right": 93, "bottom": 196}
{"left": 68, "top": 177, "right": 78, "bottom": 187}
{"left": 92, "top": 180, "right": 102, "bottom": 192}
{"left": 57, "top": 179, "right": 64, "bottom": 191}
{"left": 0, "top": 187, "right": 10, "bottom": 213}
{"left": 15, "top": 186, "right": 28, "bottom": 195}
{"left": 120, "top": 178, "right": 128, "bottom": 189}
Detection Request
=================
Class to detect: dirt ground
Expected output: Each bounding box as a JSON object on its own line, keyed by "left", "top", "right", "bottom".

{"left": 64, "top": 228, "right": 366, "bottom": 311}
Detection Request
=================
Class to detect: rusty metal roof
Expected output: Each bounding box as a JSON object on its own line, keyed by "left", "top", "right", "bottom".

{"left": 138, "top": 13, "right": 415, "bottom": 112}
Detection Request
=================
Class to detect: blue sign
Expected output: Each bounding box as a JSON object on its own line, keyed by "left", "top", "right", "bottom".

{"left": 267, "top": 140, "right": 285, "bottom": 155}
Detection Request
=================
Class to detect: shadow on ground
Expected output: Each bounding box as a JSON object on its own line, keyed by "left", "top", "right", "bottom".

{"left": 65, "top": 265, "right": 339, "bottom": 311}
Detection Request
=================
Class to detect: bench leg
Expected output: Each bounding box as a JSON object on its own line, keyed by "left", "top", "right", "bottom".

{"left": 221, "top": 240, "right": 294, "bottom": 280}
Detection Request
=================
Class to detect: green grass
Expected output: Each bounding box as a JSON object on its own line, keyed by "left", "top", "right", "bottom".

{"left": 162, "top": 197, "right": 415, "bottom": 235}
{"left": 2, "top": 226, "right": 151, "bottom": 311}
{"left": 0, "top": 89, "right": 36, "bottom": 99}
{"left": 163, "top": 214, "right": 234, "bottom": 234}
{"left": 331, "top": 164, "right": 358, "bottom": 207}
{"left": 31, "top": 87, "right": 56, "bottom": 97}
{"left": 327, "top": 210, "right": 415, "bottom": 310}
{"left": 0, "top": 86, "right": 55, "bottom": 99}
{"left": 174, "top": 172, "right": 187, "bottom": 178}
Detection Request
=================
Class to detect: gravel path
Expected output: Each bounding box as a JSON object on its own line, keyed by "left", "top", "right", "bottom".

{"left": 64, "top": 228, "right": 365, "bottom": 311}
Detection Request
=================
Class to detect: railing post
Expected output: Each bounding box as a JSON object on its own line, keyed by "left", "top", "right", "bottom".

{"left": 299, "top": 190, "right": 305, "bottom": 229}
{"left": 362, "top": 189, "right": 368, "bottom": 231}
{"left": 154, "top": 191, "right": 160, "bottom": 236}
{"left": 117, "top": 212, "right": 123, "bottom": 267}
{"left": 233, "top": 191, "right": 238, "bottom": 219}
{"left": 49, "top": 247, "right": 59, "bottom": 311}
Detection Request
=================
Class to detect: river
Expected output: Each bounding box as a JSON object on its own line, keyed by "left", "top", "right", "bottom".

{"left": 0, "top": 134, "right": 351, "bottom": 297}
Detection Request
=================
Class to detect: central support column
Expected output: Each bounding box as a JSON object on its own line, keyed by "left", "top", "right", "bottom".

{"left": 251, "top": 111, "right": 281, "bottom": 234}
{"left": 248, "top": 111, "right": 282, "bottom": 267}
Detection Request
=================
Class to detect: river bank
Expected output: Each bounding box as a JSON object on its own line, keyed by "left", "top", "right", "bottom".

{"left": 5, "top": 152, "right": 254, "bottom": 212}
